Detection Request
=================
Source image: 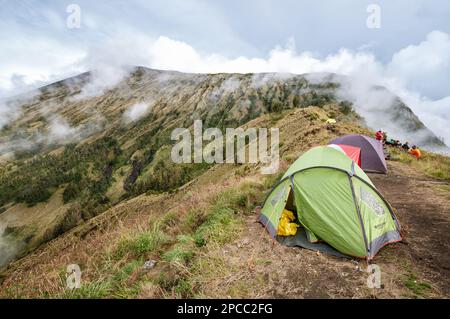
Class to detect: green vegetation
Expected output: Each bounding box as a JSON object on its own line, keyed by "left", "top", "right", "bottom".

{"left": 293, "top": 95, "right": 300, "bottom": 108}
{"left": 307, "top": 111, "right": 320, "bottom": 121}
{"left": 191, "top": 183, "right": 262, "bottom": 246}
{"left": 0, "top": 137, "right": 120, "bottom": 208}
{"left": 135, "top": 147, "right": 211, "bottom": 194}
{"left": 404, "top": 273, "right": 432, "bottom": 297}
{"left": 62, "top": 182, "right": 82, "bottom": 203}
{"left": 297, "top": 91, "right": 335, "bottom": 108}
{"left": 162, "top": 237, "right": 195, "bottom": 264}
{"left": 271, "top": 98, "right": 283, "bottom": 113}
{"left": 60, "top": 281, "right": 113, "bottom": 299}
{"left": 115, "top": 221, "right": 171, "bottom": 259}
{"left": 50, "top": 205, "right": 84, "bottom": 237}
{"left": 338, "top": 101, "right": 353, "bottom": 115}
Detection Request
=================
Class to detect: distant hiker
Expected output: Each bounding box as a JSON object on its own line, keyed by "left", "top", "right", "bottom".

{"left": 409, "top": 145, "right": 422, "bottom": 159}
{"left": 382, "top": 131, "right": 387, "bottom": 144}
{"left": 375, "top": 130, "right": 383, "bottom": 141}
{"left": 385, "top": 138, "right": 396, "bottom": 146}
{"left": 387, "top": 139, "right": 401, "bottom": 147}
{"left": 402, "top": 142, "right": 410, "bottom": 151}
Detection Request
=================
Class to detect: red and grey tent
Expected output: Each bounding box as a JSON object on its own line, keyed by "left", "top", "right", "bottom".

{"left": 329, "top": 135, "right": 387, "bottom": 174}
{"left": 327, "top": 144, "right": 361, "bottom": 167}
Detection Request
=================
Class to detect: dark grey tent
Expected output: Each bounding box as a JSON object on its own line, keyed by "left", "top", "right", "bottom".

{"left": 329, "top": 134, "right": 388, "bottom": 174}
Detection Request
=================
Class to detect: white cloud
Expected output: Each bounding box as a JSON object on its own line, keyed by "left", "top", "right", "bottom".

{"left": 124, "top": 102, "right": 153, "bottom": 122}
{"left": 0, "top": 90, "right": 41, "bottom": 129}
{"left": 209, "top": 76, "right": 242, "bottom": 101}
{"left": 0, "top": 111, "right": 104, "bottom": 155}
{"left": 47, "top": 116, "right": 80, "bottom": 143}
{"left": 1, "top": 27, "right": 449, "bottom": 147}
{"left": 147, "top": 36, "right": 383, "bottom": 75}
{"left": 387, "top": 31, "right": 450, "bottom": 100}
{"left": 144, "top": 34, "right": 450, "bottom": 146}
{"left": 0, "top": 37, "right": 85, "bottom": 97}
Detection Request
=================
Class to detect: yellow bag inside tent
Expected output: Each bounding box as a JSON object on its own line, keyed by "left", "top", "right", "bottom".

{"left": 277, "top": 209, "right": 299, "bottom": 236}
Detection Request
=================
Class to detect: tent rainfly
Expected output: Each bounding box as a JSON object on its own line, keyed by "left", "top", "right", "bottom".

{"left": 259, "top": 146, "right": 401, "bottom": 260}
{"left": 328, "top": 134, "right": 387, "bottom": 174}
{"left": 327, "top": 144, "right": 361, "bottom": 167}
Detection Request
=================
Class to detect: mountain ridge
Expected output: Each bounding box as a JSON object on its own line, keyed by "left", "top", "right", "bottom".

{"left": 1, "top": 67, "right": 445, "bottom": 156}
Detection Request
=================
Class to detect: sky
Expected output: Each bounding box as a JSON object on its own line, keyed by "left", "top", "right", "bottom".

{"left": 0, "top": 0, "right": 449, "bottom": 144}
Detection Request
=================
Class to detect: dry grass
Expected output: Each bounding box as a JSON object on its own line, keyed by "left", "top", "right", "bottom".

{"left": 390, "top": 147, "right": 450, "bottom": 181}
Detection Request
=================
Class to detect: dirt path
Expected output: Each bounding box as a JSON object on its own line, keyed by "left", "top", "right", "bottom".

{"left": 368, "top": 161, "right": 450, "bottom": 296}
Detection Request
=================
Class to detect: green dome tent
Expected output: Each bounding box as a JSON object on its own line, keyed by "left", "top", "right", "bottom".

{"left": 259, "top": 146, "right": 401, "bottom": 260}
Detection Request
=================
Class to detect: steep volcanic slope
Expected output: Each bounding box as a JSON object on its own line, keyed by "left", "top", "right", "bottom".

{"left": 0, "top": 67, "right": 445, "bottom": 268}
{"left": 0, "top": 67, "right": 443, "bottom": 157}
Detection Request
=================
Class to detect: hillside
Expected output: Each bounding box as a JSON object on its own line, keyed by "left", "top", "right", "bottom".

{"left": 0, "top": 106, "right": 449, "bottom": 298}
{"left": 0, "top": 67, "right": 449, "bottom": 298}
{"left": 0, "top": 67, "right": 366, "bottom": 267}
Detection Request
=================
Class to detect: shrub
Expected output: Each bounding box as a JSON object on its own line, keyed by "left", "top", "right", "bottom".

{"left": 293, "top": 95, "right": 300, "bottom": 108}
{"left": 16, "top": 182, "right": 52, "bottom": 207}
{"left": 63, "top": 183, "right": 81, "bottom": 203}
{"left": 339, "top": 101, "right": 353, "bottom": 115}
{"left": 52, "top": 206, "right": 83, "bottom": 237}
{"left": 271, "top": 99, "right": 283, "bottom": 113}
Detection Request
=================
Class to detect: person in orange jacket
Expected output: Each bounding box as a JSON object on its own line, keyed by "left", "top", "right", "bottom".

{"left": 409, "top": 145, "right": 422, "bottom": 159}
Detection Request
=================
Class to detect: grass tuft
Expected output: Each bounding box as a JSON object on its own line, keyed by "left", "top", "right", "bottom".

{"left": 163, "top": 242, "right": 194, "bottom": 265}
{"left": 115, "top": 222, "right": 171, "bottom": 259}
{"left": 404, "top": 273, "right": 432, "bottom": 297}
{"left": 60, "top": 281, "right": 113, "bottom": 299}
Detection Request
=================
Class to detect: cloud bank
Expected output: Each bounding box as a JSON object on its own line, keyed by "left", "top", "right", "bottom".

{"left": 1, "top": 30, "right": 449, "bottom": 146}
{"left": 143, "top": 33, "right": 450, "bottom": 146}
